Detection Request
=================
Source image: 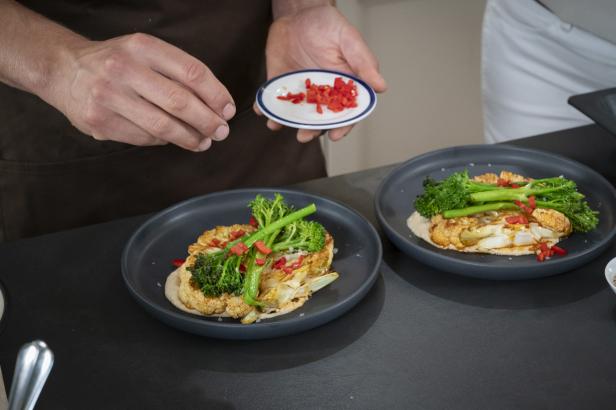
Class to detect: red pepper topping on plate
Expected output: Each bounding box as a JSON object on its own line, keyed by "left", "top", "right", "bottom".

{"left": 171, "top": 258, "right": 185, "bottom": 268}
{"left": 254, "top": 240, "right": 272, "bottom": 255}
{"left": 229, "top": 242, "right": 249, "bottom": 256}
{"left": 229, "top": 230, "right": 246, "bottom": 240}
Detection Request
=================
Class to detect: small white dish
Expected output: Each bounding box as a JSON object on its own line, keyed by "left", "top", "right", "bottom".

{"left": 256, "top": 69, "right": 377, "bottom": 130}
{"left": 605, "top": 256, "right": 616, "bottom": 295}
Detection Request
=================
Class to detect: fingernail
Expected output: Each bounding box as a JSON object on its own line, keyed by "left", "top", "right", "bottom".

{"left": 197, "top": 138, "right": 212, "bottom": 152}
{"left": 222, "top": 103, "right": 236, "bottom": 121}
{"left": 214, "top": 124, "right": 229, "bottom": 141}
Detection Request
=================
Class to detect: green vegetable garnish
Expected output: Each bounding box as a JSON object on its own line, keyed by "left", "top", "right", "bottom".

{"left": 414, "top": 170, "right": 598, "bottom": 232}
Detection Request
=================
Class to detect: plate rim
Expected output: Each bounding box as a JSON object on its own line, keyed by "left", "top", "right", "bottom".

{"left": 255, "top": 69, "right": 377, "bottom": 130}
{"left": 374, "top": 144, "right": 616, "bottom": 279}
{"left": 121, "top": 187, "right": 382, "bottom": 337}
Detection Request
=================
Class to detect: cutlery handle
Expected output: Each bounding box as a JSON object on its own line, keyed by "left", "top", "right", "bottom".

{"left": 8, "top": 341, "right": 54, "bottom": 410}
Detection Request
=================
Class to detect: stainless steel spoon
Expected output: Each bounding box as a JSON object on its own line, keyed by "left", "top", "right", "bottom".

{"left": 7, "top": 341, "right": 54, "bottom": 410}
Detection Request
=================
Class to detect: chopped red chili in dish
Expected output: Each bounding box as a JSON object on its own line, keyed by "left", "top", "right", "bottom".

{"left": 277, "top": 77, "right": 359, "bottom": 114}
{"left": 505, "top": 215, "right": 529, "bottom": 225}
{"left": 254, "top": 240, "right": 272, "bottom": 255}
{"left": 229, "top": 230, "right": 246, "bottom": 240}
{"left": 536, "top": 243, "right": 567, "bottom": 262}
{"left": 229, "top": 242, "right": 249, "bottom": 256}
{"left": 171, "top": 258, "right": 185, "bottom": 268}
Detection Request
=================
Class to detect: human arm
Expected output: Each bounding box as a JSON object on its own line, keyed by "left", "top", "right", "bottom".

{"left": 0, "top": 0, "right": 235, "bottom": 151}
{"left": 256, "top": 0, "right": 387, "bottom": 142}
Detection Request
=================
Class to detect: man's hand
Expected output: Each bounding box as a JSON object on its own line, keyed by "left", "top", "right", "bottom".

{"left": 0, "top": 1, "right": 235, "bottom": 152}
{"left": 52, "top": 34, "right": 236, "bottom": 151}
{"left": 256, "top": 4, "right": 387, "bottom": 143}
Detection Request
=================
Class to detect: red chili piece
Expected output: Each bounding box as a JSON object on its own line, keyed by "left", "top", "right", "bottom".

{"left": 255, "top": 258, "right": 266, "bottom": 266}
{"left": 254, "top": 240, "right": 272, "bottom": 255}
{"left": 528, "top": 195, "right": 536, "bottom": 210}
{"left": 536, "top": 243, "right": 567, "bottom": 262}
{"left": 289, "top": 255, "right": 305, "bottom": 271}
{"left": 229, "top": 242, "right": 249, "bottom": 256}
{"left": 277, "top": 92, "right": 305, "bottom": 104}
{"left": 273, "top": 257, "right": 286, "bottom": 269}
{"left": 171, "top": 258, "right": 185, "bottom": 268}
{"left": 505, "top": 215, "right": 529, "bottom": 225}
{"left": 514, "top": 200, "right": 533, "bottom": 215}
{"left": 229, "top": 230, "right": 246, "bottom": 240}
{"left": 239, "top": 264, "right": 246, "bottom": 273}
{"left": 249, "top": 216, "right": 259, "bottom": 228}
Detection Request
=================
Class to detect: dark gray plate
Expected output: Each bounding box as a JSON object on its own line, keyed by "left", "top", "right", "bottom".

{"left": 122, "top": 189, "right": 382, "bottom": 340}
{"left": 375, "top": 145, "right": 616, "bottom": 280}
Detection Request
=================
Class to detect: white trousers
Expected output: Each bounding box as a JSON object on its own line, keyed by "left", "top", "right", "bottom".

{"left": 482, "top": 0, "right": 616, "bottom": 143}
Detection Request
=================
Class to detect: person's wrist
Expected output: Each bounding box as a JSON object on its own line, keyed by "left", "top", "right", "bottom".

{"left": 272, "top": 0, "right": 334, "bottom": 19}
{"left": 33, "top": 35, "right": 89, "bottom": 112}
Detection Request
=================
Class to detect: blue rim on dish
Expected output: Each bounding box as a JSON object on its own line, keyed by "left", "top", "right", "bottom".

{"left": 121, "top": 188, "right": 382, "bottom": 340}
{"left": 374, "top": 144, "right": 616, "bottom": 280}
{"left": 256, "top": 69, "right": 377, "bottom": 129}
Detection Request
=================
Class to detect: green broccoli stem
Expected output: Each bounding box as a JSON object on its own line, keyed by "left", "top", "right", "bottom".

{"left": 469, "top": 184, "right": 568, "bottom": 203}
{"left": 242, "top": 230, "right": 280, "bottom": 307}
{"left": 271, "top": 240, "right": 305, "bottom": 252}
{"left": 241, "top": 207, "right": 315, "bottom": 306}
{"left": 442, "top": 202, "right": 519, "bottom": 218}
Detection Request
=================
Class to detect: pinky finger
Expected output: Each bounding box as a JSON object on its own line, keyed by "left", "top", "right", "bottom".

{"left": 267, "top": 119, "right": 284, "bottom": 131}
{"left": 328, "top": 125, "right": 353, "bottom": 141}
{"left": 92, "top": 113, "right": 166, "bottom": 146}
{"left": 297, "top": 129, "right": 323, "bottom": 143}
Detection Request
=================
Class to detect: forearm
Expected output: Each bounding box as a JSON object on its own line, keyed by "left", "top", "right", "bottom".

{"left": 0, "top": 0, "right": 85, "bottom": 99}
{"left": 272, "top": 0, "right": 334, "bottom": 19}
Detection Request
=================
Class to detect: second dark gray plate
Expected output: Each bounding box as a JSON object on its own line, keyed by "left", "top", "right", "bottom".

{"left": 375, "top": 145, "right": 616, "bottom": 280}
{"left": 122, "top": 189, "right": 381, "bottom": 339}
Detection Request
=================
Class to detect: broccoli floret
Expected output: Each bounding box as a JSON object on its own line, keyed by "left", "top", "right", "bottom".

{"left": 249, "top": 193, "right": 293, "bottom": 228}
{"left": 414, "top": 171, "right": 497, "bottom": 218}
{"left": 271, "top": 219, "right": 326, "bottom": 253}
{"left": 188, "top": 252, "right": 243, "bottom": 297}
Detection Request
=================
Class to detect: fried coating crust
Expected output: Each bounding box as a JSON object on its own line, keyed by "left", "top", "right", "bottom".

{"left": 531, "top": 208, "right": 572, "bottom": 236}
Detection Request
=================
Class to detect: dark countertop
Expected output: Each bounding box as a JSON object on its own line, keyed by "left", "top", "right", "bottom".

{"left": 1, "top": 125, "right": 615, "bottom": 409}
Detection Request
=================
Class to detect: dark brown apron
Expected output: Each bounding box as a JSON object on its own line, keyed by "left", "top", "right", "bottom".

{"left": 0, "top": 1, "right": 326, "bottom": 241}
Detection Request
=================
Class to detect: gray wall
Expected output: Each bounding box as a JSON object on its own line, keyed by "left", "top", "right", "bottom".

{"left": 325, "top": 0, "right": 487, "bottom": 175}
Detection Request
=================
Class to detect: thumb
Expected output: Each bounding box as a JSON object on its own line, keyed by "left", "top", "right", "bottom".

{"left": 340, "top": 26, "right": 387, "bottom": 93}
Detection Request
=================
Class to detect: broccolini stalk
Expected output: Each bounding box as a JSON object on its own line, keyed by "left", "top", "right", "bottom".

{"left": 468, "top": 177, "right": 577, "bottom": 203}
{"left": 441, "top": 202, "right": 519, "bottom": 219}
{"left": 242, "top": 195, "right": 318, "bottom": 306}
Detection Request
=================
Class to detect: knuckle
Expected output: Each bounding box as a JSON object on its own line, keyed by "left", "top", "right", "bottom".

{"left": 148, "top": 115, "right": 172, "bottom": 137}
{"left": 125, "top": 32, "right": 154, "bottom": 51}
{"left": 165, "top": 88, "right": 189, "bottom": 113}
{"left": 89, "top": 81, "right": 110, "bottom": 103}
{"left": 103, "top": 53, "right": 125, "bottom": 75}
{"left": 83, "top": 104, "right": 105, "bottom": 129}
{"left": 183, "top": 61, "right": 208, "bottom": 85}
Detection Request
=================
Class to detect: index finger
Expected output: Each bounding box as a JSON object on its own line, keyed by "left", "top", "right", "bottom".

{"left": 127, "top": 34, "right": 236, "bottom": 121}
